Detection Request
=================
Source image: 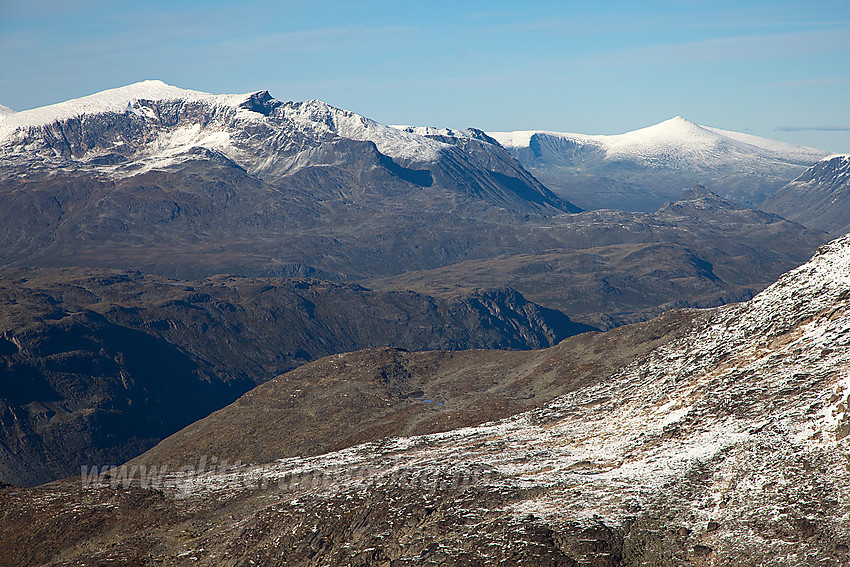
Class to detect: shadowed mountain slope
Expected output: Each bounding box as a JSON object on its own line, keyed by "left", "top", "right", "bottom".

{"left": 130, "top": 308, "right": 698, "bottom": 470}
{"left": 0, "top": 267, "right": 589, "bottom": 486}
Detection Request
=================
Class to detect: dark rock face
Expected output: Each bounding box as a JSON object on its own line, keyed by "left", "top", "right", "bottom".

{"left": 0, "top": 309, "right": 248, "bottom": 489}
{"left": 0, "top": 267, "right": 589, "bottom": 487}
{"left": 761, "top": 155, "right": 850, "bottom": 235}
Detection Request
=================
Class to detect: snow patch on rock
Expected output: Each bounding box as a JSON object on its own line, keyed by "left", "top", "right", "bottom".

{"left": 281, "top": 101, "right": 448, "bottom": 163}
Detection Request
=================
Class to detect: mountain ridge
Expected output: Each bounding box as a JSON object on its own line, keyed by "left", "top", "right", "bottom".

{"left": 488, "top": 116, "right": 831, "bottom": 211}
{"left": 0, "top": 82, "right": 829, "bottom": 329}
{"left": 0, "top": 80, "right": 575, "bottom": 213}
{"left": 761, "top": 154, "right": 850, "bottom": 235}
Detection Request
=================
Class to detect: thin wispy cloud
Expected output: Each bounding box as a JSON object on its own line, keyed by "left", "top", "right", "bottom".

{"left": 462, "top": 9, "right": 520, "bottom": 21}
{"left": 754, "top": 20, "right": 850, "bottom": 26}
{"left": 580, "top": 28, "right": 850, "bottom": 68}
{"left": 474, "top": 15, "right": 659, "bottom": 37}
{"left": 762, "top": 77, "right": 850, "bottom": 87}
{"left": 778, "top": 125, "right": 850, "bottom": 132}
{"left": 215, "top": 26, "right": 416, "bottom": 55}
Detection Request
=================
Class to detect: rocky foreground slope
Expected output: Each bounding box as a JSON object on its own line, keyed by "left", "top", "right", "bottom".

{"left": 2, "top": 234, "right": 849, "bottom": 565}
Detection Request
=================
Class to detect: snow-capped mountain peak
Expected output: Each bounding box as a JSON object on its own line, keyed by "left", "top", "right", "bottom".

{"left": 0, "top": 81, "right": 573, "bottom": 214}
{"left": 0, "top": 80, "right": 258, "bottom": 138}
{"left": 490, "top": 116, "right": 827, "bottom": 166}
{"left": 0, "top": 81, "right": 452, "bottom": 165}
{"left": 0, "top": 104, "right": 14, "bottom": 118}
{"left": 487, "top": 117, "right": 832, "bottom": 210}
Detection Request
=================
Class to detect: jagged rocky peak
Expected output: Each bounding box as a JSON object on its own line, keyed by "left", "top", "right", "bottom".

{"left": 238, "top": 90, "right": 282, "bottom": 116}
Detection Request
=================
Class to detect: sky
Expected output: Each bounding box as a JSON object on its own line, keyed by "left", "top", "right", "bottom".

{"left": 2, "top": 0, "right": 849, "bottom": 152}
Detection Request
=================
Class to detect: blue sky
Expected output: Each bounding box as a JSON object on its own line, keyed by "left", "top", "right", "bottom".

{"left": 2, "top": 0, "right": 849, "bottom": 151}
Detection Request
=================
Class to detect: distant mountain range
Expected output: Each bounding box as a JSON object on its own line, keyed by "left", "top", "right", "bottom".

{"left": 0, "top": 83, "right": 827, "bottom": 318}
{"left": 0, "top": 80, "right": 575, "bottom": 214}
{"left": 489, "top": 117, "right": 830, "bottom": 211}
{"left": 0, "top": 82, "right": 836, "bottom": 491}
{"left": 366, "top": 186, "right": 829, "bottom": 329}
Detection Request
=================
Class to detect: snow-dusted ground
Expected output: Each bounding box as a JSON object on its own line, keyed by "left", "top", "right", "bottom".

{"left": 147, "top": 234, "right": 850, "bottom": 562}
